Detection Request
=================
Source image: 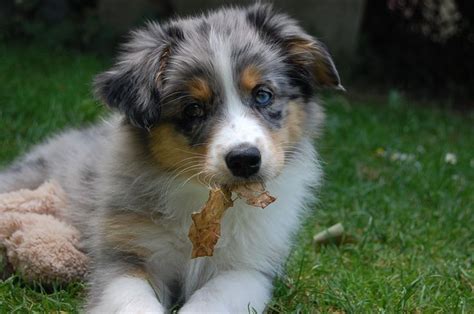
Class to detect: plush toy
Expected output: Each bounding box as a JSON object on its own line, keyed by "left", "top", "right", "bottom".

{"left": 0, "top": 181, "right": 88, "bottom": 283}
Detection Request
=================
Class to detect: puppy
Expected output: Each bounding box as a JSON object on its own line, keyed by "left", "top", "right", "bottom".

{"left": 0, "top": 4, "right": 341, "bottom": 313}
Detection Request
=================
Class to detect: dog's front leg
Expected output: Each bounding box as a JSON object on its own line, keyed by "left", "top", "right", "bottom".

{"left": 87, "top": 266, "right": 166, "bottom": 314}
{"left": 180, "top": 269, "right": 272, "bottom": 314}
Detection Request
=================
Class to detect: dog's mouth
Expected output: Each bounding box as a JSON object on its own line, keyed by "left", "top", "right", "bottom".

{"left": 198, "top": 158, "right": 279, "bottom": 188}
{"left": 175, "top": 143, "right": 279, "bottom": 188}
{"left": 222, "top": 177, "right": 266, "bottom": 189}
{"left": 199, "top": 173, "right": 266, "bottom": 189}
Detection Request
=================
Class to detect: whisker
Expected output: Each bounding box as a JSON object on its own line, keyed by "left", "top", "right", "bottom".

{"left": 179, "top": 170, "right": 206, "bottom": 188}
{"left": 172, "top": 148, "right": 208, "bottom": 157}
{"left": 160, "top": 164, "right": 203, "bottom": 195}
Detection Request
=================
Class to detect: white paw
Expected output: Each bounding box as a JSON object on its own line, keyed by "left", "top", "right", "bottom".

{"left": 179, "top": 301, "right": 230, "bottom": 314}
{"left": 87, "top": 275, "right": 166, "bottom": 314}
{"left": 89, "top": 298, "right": 166, "bottom": 314}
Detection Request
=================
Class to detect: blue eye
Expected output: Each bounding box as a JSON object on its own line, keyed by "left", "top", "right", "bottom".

{"left": 254, "top": 89, "right": 273, "bottom": 107}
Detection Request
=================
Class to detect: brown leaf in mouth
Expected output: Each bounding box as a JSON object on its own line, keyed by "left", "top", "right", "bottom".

{"left": 188, "top": 186, "right": 233, "bottom": 259}
{"left": 232, "top": 182, "right": 276, "bottom": 209}
{"left": 188, "top": 183, "right": 276, "bottom": 258}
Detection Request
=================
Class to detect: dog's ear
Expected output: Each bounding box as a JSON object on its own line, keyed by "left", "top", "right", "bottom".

{"left": 94, "top": 23, "right": 180, "bottom": 129}
{"left": 246, "top": 4, "right": 343, "bottom": 91}
{"left": 285, "top": 38, "right": 343, "bottom": 90}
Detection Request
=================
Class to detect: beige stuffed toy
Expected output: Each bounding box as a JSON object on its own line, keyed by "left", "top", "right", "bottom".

{"left": 0, "top": 181, "right": 88, "bottom": 283}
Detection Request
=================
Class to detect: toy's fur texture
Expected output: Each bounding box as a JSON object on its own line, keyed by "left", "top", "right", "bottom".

{"left": 0, "top": 4, "right": 341, "bottom": 312}
{"left": 0, "top": 181, "right": 88, "bottom": 283}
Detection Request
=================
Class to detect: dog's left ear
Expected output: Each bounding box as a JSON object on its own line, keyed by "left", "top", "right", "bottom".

{"left": 286, "top": 37, "right": 344, "bottom": 91}
{"left": 247, "top": 3, "right": 343, "bottom": 91}
{"left": 94, "top": 22, "right": 179, "bottom": 129}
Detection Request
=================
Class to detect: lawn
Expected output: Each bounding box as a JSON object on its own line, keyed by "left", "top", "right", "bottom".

{"left": 0, "top": 42, "right": 473, "bottom": 313}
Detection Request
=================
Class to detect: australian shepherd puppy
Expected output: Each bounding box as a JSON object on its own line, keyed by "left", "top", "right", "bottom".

{"left": 0, "top": 4, "right": 342, "bottom": 313}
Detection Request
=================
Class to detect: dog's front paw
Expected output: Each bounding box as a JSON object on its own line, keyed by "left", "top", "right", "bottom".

{"left": 179, "top": 301, "right": 230, "bottom": 314}
{"left": 89, "top": 298, "right": 166, "bottom": 314}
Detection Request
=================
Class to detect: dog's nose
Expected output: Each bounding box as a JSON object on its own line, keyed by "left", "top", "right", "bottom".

{"left": 225, "top": 146, "right": 261, "bottom": 178}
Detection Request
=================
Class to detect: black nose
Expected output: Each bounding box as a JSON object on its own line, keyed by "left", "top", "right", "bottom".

{"left": 225, "top": 146, "right": 261, "bottom": 178}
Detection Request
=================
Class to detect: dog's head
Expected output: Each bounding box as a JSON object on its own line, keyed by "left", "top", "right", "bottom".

{"left": 95, "top": 4, "right": 341, "bottom": 186}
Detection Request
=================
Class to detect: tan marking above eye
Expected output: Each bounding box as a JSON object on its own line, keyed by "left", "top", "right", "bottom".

{"left": 240, "top": 65, "right": 261, "bottom": 92}
{"left": 188, "top": 78, "right": 212, "bottom": 102}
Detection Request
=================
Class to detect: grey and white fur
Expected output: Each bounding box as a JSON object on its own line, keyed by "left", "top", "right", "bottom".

{"left": 0, "top": 4, "right": 341, "bottom": 313}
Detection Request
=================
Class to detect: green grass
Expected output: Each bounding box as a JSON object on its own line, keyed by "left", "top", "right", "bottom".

{"left": 1, "top": 43, "right": 473, "bottom": 313}
{"left": 0, "top": 42, "right": 105, "bottom": 165}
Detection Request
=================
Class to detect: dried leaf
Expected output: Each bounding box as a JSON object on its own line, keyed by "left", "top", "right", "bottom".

{"left": 233, "top": 182, "right": 276, "bottom": 209}
{"left": 188, "top": 187, "right": 233, "bottom": 258}
{"left": 188, "top": 183, "right": 276, "bottom": 258}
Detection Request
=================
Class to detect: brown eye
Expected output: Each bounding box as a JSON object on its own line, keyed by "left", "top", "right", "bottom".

{"left": 183, "top": 103, "right": 205, "bottom": 119}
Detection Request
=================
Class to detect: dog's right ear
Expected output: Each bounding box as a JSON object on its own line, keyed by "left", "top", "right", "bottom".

{"left": 94, "top": 23, "right": 181, "bottom": 130}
